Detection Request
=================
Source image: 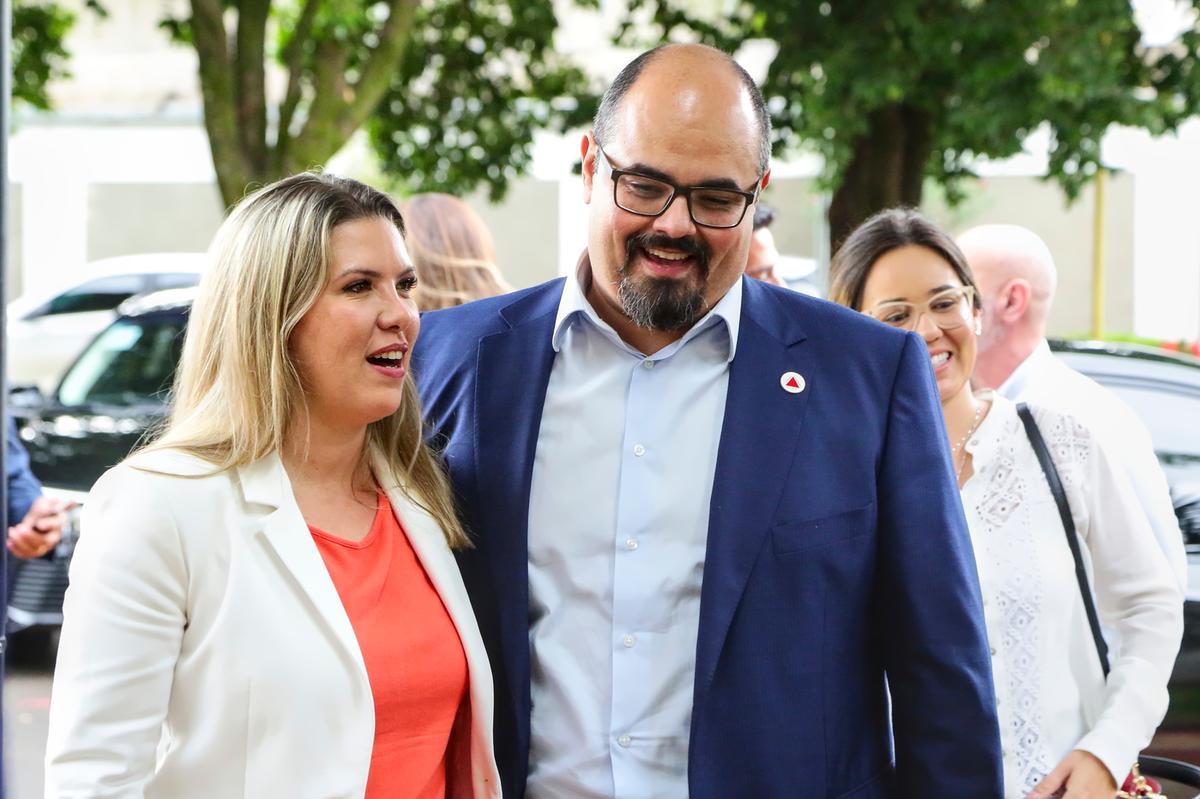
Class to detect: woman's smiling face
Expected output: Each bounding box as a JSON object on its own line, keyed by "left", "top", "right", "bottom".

{"left": 860, "top": 244, "right": 981, "bottom": 404}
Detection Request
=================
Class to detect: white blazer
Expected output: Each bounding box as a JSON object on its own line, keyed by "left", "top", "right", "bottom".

{"left": 44, "top": 448, "right": 500, "bottom": 799}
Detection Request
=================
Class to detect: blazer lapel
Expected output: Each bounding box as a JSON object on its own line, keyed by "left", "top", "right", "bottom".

{"left": 473, "top": 287, "right": 559, "bottom": 720}
{"left": 695, "top": 284, "right": 813, "bottom": 697}
{"left": 238, "top": 453, "right": 366, "bottom": 677}
{"left": 380, "top": 470, "right": 496, "bottom": 776}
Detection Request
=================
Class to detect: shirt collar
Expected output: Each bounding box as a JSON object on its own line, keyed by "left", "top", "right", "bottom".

{"left": 997, "top": 338, "right": 1052, "bottom": 400}
{"left": 551, "top": 253, "right": 742, "bottom": 363}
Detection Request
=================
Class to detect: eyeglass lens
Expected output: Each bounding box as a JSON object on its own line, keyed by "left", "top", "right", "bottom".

{"left": 615, "top": 174, "right": 749, "bottom": 228}
{"left": 868, "top": 289, "right": 973, "bottom": 330}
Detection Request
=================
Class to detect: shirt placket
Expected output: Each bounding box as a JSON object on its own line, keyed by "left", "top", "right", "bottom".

{"left": 609, "top": 354, "right": 663, "bottom": 794}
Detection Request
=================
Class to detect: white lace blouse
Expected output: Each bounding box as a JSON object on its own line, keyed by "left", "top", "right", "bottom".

{"left": 960, "top": 394, "right": 1183, "bottom": 798}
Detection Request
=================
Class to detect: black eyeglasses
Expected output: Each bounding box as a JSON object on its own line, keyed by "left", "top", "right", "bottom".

{"left": 595, "top": 146, "right": 761, "bottom": 229}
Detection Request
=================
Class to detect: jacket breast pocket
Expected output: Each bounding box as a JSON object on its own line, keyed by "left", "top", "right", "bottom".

{"left": 772, "top": 503, "right": 875, "bottom": 555}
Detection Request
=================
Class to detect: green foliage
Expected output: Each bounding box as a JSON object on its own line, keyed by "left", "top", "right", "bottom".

{"left": 366, "top": 0, "right": 599, "bottom": 200}
{"left": 12, "top": 1, "right": 76, "bottom": 109}
{"left": 614, "top": 0, "right": 1200, "bottom": 202}
{"left": 156, "top": 0, "right": 597, "bottom": 204}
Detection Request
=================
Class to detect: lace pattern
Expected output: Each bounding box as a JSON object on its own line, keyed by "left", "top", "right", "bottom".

{"left": 969, "top": 408, "right": 1092, "bottom": 795}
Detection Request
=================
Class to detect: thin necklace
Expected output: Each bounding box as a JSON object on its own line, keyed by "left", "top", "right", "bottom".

{"left": 952, "top": 401, "right": 985, "bottom": 483}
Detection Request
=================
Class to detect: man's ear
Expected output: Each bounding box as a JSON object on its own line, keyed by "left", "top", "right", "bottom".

{"left": 581, "top": 132, "right": 597, "bottom": 203}
{"left": 999, "top": 278, "right": 1031, "bottom": 323}
{"left": 760, "top": 168, "right": 771, "bottom": 191}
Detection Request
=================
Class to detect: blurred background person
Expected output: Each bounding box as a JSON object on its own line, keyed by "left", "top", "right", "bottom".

{"left": 957, "top": 224, "right": 1186, "bottom": 592}
{"left": 830, "top": 208, "right": 1182, "bottom": 799}
{"left": 45, "top": 173, "right": 499, "bottom": 799}
{"left": 745, "top": 202, "right": 783, "bottom": 285}
{"left": 6, "top": 414, "right": 69, "bottom": 607}
{"left": 401, "top": 193, "right": 512, "bottom": 311}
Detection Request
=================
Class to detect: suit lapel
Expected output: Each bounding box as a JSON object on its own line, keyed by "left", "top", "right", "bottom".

{"left": 473, "top": 287, "right": 559, "bottom": 720}
{"left": 238, "top": 453, "right": 367, "bottom": 677}
{"left": 695, "top": 284, "right": 813, "bottom": 696}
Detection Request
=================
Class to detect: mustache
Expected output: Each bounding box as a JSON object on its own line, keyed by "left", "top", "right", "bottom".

{"left": 624, "top": 233, "right": 710, "bottom": 267}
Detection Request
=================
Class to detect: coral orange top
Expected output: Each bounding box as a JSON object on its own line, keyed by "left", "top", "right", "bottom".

{"left": 311, "top": 492, "right": 468, "bottom": 799}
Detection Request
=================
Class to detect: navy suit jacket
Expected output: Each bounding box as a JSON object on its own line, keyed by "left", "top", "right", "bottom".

{"left": 414, "top": 276, "right": 1003, "bottom": 798}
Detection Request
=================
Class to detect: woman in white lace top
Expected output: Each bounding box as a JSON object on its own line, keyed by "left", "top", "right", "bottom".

{"left": 829, "top": 208, "right": 1183, "bottom": 799}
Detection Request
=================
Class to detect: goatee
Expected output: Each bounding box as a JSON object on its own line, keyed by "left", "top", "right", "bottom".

{"left": 618, "top": 233, "right": 711, "bottom": 331}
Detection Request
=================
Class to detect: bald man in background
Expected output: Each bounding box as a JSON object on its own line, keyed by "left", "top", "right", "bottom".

{"left": 958, "top": 224, "right": 1187, "bottom": 590}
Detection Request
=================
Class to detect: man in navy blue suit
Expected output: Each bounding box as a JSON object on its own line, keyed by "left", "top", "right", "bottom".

{"left": 414, "top": 43, "right": 1002, "bottom": 798}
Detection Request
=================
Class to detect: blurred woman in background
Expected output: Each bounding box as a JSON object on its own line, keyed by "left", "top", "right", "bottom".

{"left": 45, "top": 173, "right": 499, "bottom": 799}
{"left": 829, "top": 207, "right": 1182, "bottom": 799}
{"left": 401, "top": 193, "right": 511, "bottom": 311}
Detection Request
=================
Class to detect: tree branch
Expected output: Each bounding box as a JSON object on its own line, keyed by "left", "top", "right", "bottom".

{"left": 235, "top": 0, "right": 270, "bottom": 173}
{"left": 274, "top": 0, "right": 320, "bottom": 170}
{"left": 345, "top": 0, "right": 419, "bottom": 128}
{"left": 190, "top": 0, "right": 252, "bottom": 205}
{"left": 286, "top": 0, "right": 419, "bottom": 172}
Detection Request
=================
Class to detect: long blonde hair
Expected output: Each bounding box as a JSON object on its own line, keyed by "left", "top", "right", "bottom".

{"left": 401, "top": 193, "right": 512, "bottom": 311}
{"left": 144, "top": 173, "right": 467, "bottom": 548}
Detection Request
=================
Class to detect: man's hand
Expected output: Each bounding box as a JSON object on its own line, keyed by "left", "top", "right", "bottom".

{"left": 1025, "top": 749, "right": 1118, "bottom": 799}
{"left": 7, "top": 496, "right": 73, "bottom": 559}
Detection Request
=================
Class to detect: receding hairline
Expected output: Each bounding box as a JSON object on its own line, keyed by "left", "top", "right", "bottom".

{"left": 592, "top": 44, "right": 772, "bottom": 174}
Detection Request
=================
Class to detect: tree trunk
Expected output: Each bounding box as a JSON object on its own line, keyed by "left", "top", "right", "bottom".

{"left": 190, "top": 0, "right": 418, "bottom": 209}
{"left": 827, "top": 103, "right": 933, "bottom": 254}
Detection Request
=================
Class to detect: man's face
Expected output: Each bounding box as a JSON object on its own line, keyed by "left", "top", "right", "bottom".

{"left": 581, "top": 73, "right": 766, "bottom": 336}
{"left": 745, "top": 226, "right": 782, "bottom": 286}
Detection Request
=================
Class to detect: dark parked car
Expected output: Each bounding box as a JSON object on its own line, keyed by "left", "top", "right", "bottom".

{"left": 7, "top": 289, "right": 191, "bottom": 634}
{"left": 1050, "top": 339, "right": 1200, "bottom": 686}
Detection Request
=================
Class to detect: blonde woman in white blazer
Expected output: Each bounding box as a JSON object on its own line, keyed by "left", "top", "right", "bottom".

{"left": 45, "top": 173, "right": 500, "bottom": 799}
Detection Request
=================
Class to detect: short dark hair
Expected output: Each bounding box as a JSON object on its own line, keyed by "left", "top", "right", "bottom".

{"left": 592, "top": 44, "right": 772, "bottom": 176}
{"left": 752, "top": 202, "right": 776, "bottom": 231}
{"left": 828, "top": 207, "right": 981, "bottom": 312}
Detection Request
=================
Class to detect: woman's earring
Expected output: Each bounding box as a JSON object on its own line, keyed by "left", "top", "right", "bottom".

{"left": 974, "top": 321, "right": 983, "bottom": 336}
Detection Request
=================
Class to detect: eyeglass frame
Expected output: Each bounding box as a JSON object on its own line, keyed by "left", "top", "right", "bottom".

{"left": 864, "top": 285, "right": 978, "bottom": 331}
{"left": 594, "top": 145, "right": 763, "bottom": 229}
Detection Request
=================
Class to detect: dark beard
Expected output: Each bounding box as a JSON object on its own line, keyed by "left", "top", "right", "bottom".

{"left": 618, "top": 233, "right": 711, "bottom": 331}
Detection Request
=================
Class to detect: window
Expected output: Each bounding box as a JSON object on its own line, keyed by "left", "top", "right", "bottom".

{"left": 57, "top": 312, "right": 188, "bottom": 408}
{"left": 1094, "top": 380, "right": 1200, "bottom": 459}
{"left": 26, "top": 275, "right": 148, "bottom": 319}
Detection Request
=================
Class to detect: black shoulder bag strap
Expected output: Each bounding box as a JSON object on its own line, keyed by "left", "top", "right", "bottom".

{"left": 1016, "top": 402, "right": 1111, "bottom": 678}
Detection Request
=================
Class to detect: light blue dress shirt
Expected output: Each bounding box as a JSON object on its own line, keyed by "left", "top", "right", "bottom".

{"left": 525, "top": 263, "right": 741, "bottom": 799}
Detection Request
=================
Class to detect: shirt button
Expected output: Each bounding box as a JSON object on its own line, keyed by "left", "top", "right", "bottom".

{"left": 617, "top": 735, "right": 632, "bottom": 748}
{"left": 633, "top": 444, "right": 646, "bottom": 457}
{"left": 642, "top": 360, "right": 655, "bottom": 369}
{"left": 625, "top": 538, "right": 639, "bottom": 551}
{"left": 990, "top": 646, "right": 997, "bottom": 656}
{"left": 623, "top": 634, "right": 636, "bottom": 648}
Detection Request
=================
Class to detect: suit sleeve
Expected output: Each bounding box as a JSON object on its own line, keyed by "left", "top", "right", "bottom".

{"left": 876, "top": 333, "right": 1003, "bottom": 795}
{"left": 6, "top": 413, "right": 42, "bottom": 527}
{"left": 44, "top": 466, "right": 187, "bottom": 798}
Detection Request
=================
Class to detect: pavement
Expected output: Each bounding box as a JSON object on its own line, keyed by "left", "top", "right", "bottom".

{"left": 3, "top": 629, "right": 55, "bottom": 799}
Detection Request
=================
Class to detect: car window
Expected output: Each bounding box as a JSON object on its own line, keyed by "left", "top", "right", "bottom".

{"left": 28, "top": 274, "right": 148, "bottom": 318}
{"left": 149, "top": 272, "right": 201, "bottom": 291}
{"left": 57, "top": 313, "right": 187, "bottom": 407}
{"left": 1094, "top": 381, "right": 1200, "bottom": 457}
